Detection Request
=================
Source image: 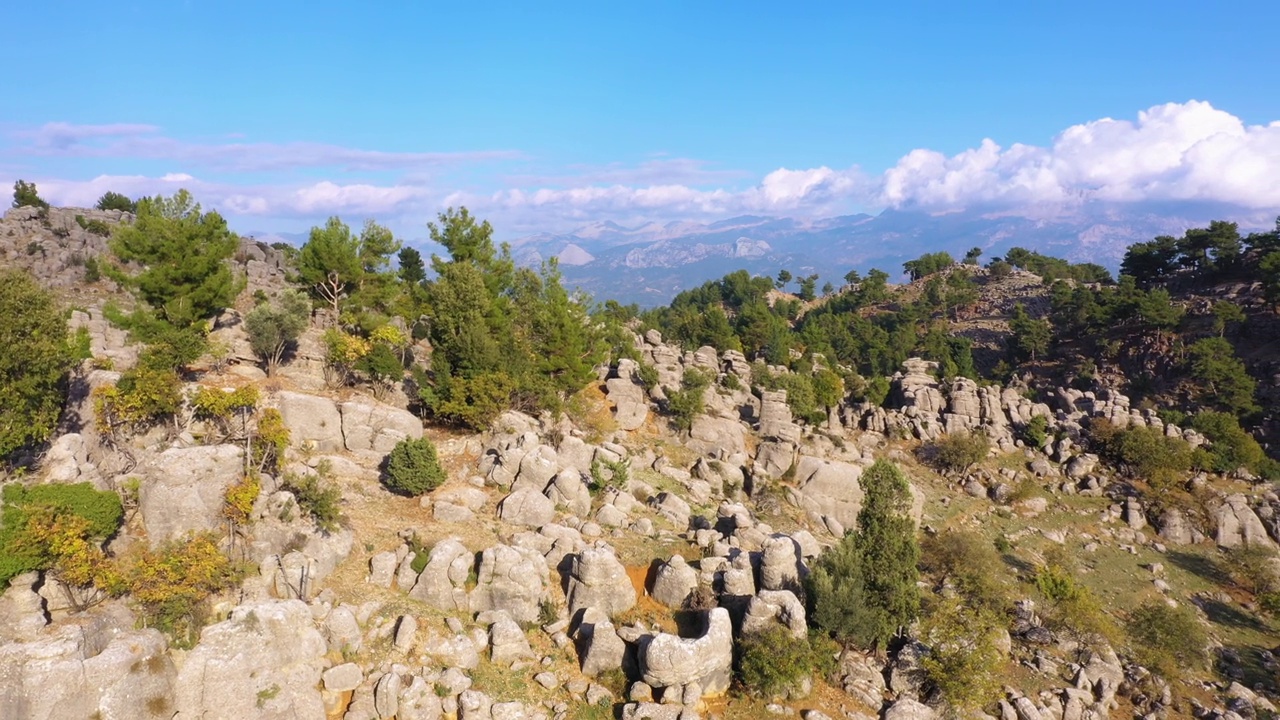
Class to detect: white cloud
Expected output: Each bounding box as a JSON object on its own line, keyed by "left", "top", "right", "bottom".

{"left": 879, "top": 100, "right": 1280, "bottom": 209}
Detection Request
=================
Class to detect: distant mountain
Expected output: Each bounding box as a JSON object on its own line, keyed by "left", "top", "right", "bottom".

{"left": 513, "top": 203, "right": 1272, "bottom": 306}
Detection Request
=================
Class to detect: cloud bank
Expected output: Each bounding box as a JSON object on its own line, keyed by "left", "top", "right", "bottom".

{"left": 4, "top": 101, "right": 1277, "bottom": 232}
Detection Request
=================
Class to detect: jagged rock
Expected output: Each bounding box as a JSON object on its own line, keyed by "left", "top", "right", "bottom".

{"left": 489, "top": 614, "right": 535, "bottom": 665}
{"left": 1065, "top": 454, "right": 1098, "bottom": 480}
{"left": 1124, "top": 497, "right": 1147, "bottom": 531}
{"left": 409, "top": 538, "right": 474, "bottom": 613}
{"left": 567, "top": 546, "right": 637, "bottom": 618}
{"left": 339, "top": 400, "right": 423, "bottom": 453}
{"left": 398, "top": 675, "right": 444, "bottom": 720}
{"left": 754, "top": 440, "right": 796, "bottom": 481}
{"left": 374, "top": 671, "right": 402, "bottom": 718}
{"left": 176, "top": 600, "right": 327, "bottom": 719}
{"left": 1215, "top": 494, "right": 1277, "bottom": 549}
{"left": 498, "top": 489, "right": 556, "bottom": 528}
{"left": 420, "top": 632, "right": 480, "bottom": 669}
{"left": 606, "top": 374, "right": 649, "bottom": 431}
{"left": 651, "top": 555, "right": 699, "bottom": 608}
{"left": 639, "top": 607, "right": 733, "bottom": 695}
{"left": 42, "top": 432, "right": 96, "bottom": 485}
{"left": 759, "top": 536, "right": 803, "bottom": 591}
{"left": 277, "top": 391, "right": 345, "bottom": 451}
{"left": 513, "top": 445, "right": 560, "bottom": 493}
{"left": 741, "top": 590, "right": 807, "bottom": 639}
{"left": 0, "top": 608, "right": 175, "bottom": 720}
{"left": 836, "top": 651, "right": 888, "bottom": 709}
{"left": 574, "top": 607, "right": 626, "bottom": 676}
{"left": 139, "top": 444, "right": 244, "bottom": 545}
{"left": 883, "top": 697, "right": 936, "bottom": 720}
{"left": 687, "top": 416, "right": 747, "bottom": 461}
{"left": 653, "top": 492, "right": 692, "bottom": 529}
{"left": 369, "top": 551, "right": 399, "bottom": 588}
{"left": 0, "top": 573, "right": 48, "bottom": 642}
{"left": 759, "top": 390, "right": 802, "bottom": 443}
{"left": 790, "top": 455, "right": 864, "bottom": 531}
{"left": 888, "top": 641, "right": 928, "bottom": 699}
{"left": 470, "top": 544, "right": 550, "bottom": 624}
{"left": 324, "top": 604, "right": 362, "bottom": 654}
{"left": 546, "top": 468, "right": 592, "bottom": 517}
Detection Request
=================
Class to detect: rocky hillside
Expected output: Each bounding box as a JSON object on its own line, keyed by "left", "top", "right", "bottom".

{"left": 2, "top": 202, "right": 1279, "bottom": 720}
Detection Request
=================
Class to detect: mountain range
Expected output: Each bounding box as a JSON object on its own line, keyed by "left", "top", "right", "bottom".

{"left": 254, "top": 201, "right": 1275, "bottom": 307}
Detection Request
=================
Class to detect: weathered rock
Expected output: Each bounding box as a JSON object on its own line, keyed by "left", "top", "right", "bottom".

{"left": 790, "top": 456, "right": 864, "bottom": 530}
{"left": 836, "top": 651, "right": 888, "bottom": 710}
{"left": 489, "top": 615, "right": 535, "bottom": 665}
{"left": 574, "top": 608, "right": 626, "bottom": 677}
{"left": 0, "top": 612, "right": 175, "bottom": 720}
{"left": 139, "top": 444, "right": 244, "bottom": 545}
{"left": 339, "top": 400, "right": 423, "bottom": 453}
{"left": 741, "top": 589, "right": 807, "bottom": 639}
{"left": 546, "top": 468, "right": 592, "bottom": 517}
{"left": 607, "top": 376, "right": 650, "bottom": 431}
{"left": 1215, "top": 494, "right": 1277, "bottom": 549}
{"left": 0, "top": 572, "right": 47, "bottom": 642}
{"left": 420, "top": 632, "right": 480, "bottom": 670}
{"left": 409, "top": 538, "right": 474, "bottom": 613}
{"left": 277, "top": 391, "right": 344, "bottom": 451}
{"left": 759, "top": 535, "right": 803, "bottom": 592}
{"left": 639, "top": 608, "right": 733, "bottom": 695}
{"left": 176, "top": 600, "right": 327, "bottom": 719}
{"left": 651, "top": 555, "right": 700, "bottom": 608}
{"left": 883, "top": 697, "right": 937, "bottom": 720}
{"left": 470, "top": 544, "right": 550, "bottom": 624}
{"left": 369, "top": 551, "right": 399, "bottom": 588}
{"left": 567, "top": 546, "right": 637, "bottom": 618}
{"left": 686, "top": 416, "right": 747, "bottom": 461}
{"left": 323, "top": 662, "right": 363, "bottom": 692}
{"left": 498, "top": 489, "right": 556, "bottom": 528}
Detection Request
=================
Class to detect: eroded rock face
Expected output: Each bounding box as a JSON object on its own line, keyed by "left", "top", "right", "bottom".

{"left": 1215, "top": 494, "right": 1277, "bottom": 549}
{"left": 790, "top": 455, "right": 864, "bottom": 532}
{"left": 409, "top": 538, "right": 474, "bottom": 613}
{"left": 175, "top": 600, "right": 328, "bottom": 719}
{"left": 469, "top": 545, "right": 550, "bottom": 624}
{"left": 0, "top": 608, "right": 175, "bottom": 720}
{"left": 639, "top": 607, "right": 733, "bottom": 695}
{"left": 339, "top": 400, "right": 423, "bottom": 453}
{"left": 606, "top": 364, "right": 649, "bottom": 431}
{"left": 650, "top": 555, "right": 699, "bottom": 608}
{"left": 276, "top": 391, "right": 344, "bottom": 452}
{"left": 566, "top": 546, "right": 637, "bottom": 618}
{"left": 139, "top": 444, "right": 244, "bottom": 545}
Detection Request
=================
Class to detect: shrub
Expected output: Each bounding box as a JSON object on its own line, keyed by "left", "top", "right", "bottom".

{"left": 244, "top": 290, "right": 311, "bottom": 374}
{"left": 1191, "top": 411, "right": 1269, "bottom": 476}
{"left": 118, "top": 533, "right": 240, "bottom": 646}
{"left": 0, "top": 482, "right": 124, "bottom": 586}
{"left": 1020, "top": 415, "right": 1049, "bottom": 448}
{"left": 1127, "top": 601, "right": 1208, "bottom": 677}
{"left": 737, "top": 625, "right": 814, "bottom": 698}
{"left": 667, "top": 368, "right": 712, "bottom": 431}
{"left": 0, "top": 269, "right": 73, "bottom": 460}
{"left": 283, "top": 465, "right": 343, "bottom": 532}
{"left": 383, "top": 436, "right": 446, "bottom": 496}
{"left": 253, "top": 409, "right": 290, "bottom": 474}
{"left": 920, "top": 529, "right": 1008, "bottom": 616}
{"left": 223, "top": 476, "right": 260, "bottom": 525}
{"left": 635, "top": 362, "right": 659, "bottom": 390}
{"left": 95, "top": 191, "right": 136, "bottom": 213}
{"left": 928, "top": 432, "right": 990, "bottom": 474}
{"left": 1090, "top": 419, "right": 1194, "bottom": 488}
{"left": 1221, "top": 546, "right": 1280, "bottom": 595}
{"left": 94, "top": 366, "right": 183, "bottom": 435}
{"left": 920, "top": 598, "right": 1005, "bottom": 715}
{"left": 12, "top": 180, "right": 49, "bottom": 209}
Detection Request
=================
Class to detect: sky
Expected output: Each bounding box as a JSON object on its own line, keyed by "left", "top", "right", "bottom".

{"left": 2, "top": 1, "right": 1279, "bottom": 240}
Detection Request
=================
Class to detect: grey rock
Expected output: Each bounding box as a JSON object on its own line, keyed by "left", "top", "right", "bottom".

{"left": 567, "top": 546, "right": 637, "bottom": 617}
{"left": 176, "top": 600, "right": 327, "bottom": 719}
{"left": 883, "top": 697, "right": 937, "bottom": 720}
{"left": 339, "top": 400, "right": 423, "bottom": 453}
{"left": 639, "top": 608, "right": 733, "bottom": 694}
{"left": 277, "top": 391, "right": 344, "bottom": 451}
{"left": 498, "top": 489, "right": 556, "bottom": 528}
{"left": 759, "top": 536, "right": 803, "bottom": 591}
{"left": 489, "top": 615, "right": 535, "bottom": 665}
{"left": 470, "top": 544, "right": 550, "bottom": 625}
{"left": 139, "top": 444, "right": 244, "bottom": 545}
{"left": 409, "top": 538, "right": 474, "bottom": 613}
{"left": 790, "top": 455, "right": 864, "bottom": 530}
{"left": 741, "top": 589, "right": 807, "bottom": 639}
{"left": 369, "top": 551, "right": 399, "bottom": 588}
{"left": 575, "top": 608, "right": 626, "bottom": 677}
{"left": 323, "top": 662, "right": 363, "bottom": 692}
{"left": 651, "top": 555, "right": 699, "bottom": 608}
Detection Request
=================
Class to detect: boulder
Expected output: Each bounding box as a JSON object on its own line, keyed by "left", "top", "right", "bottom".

{"left": 791, "top": 455, "right": 864, "bottom": 534}
{"left": 574, "top": 608, "right": 626, "bottom": 677}
{"left": 1215, "top": 494, "right": 1277, "bottom": 549}
{"left": 759, "top": 536, "right": 803, "bottom": 592}
{"left": 639, "top": 608, "right": 733, "bottom": 695}
{"left": 175, "top": 600, "right": 327, "bottom": 719}
{"left": 883, "top": 698, "right": 936, "bottom": 720}
{"left": 566, "top": 546, "right": 637, "bottom": 618}
{"left": 277, "top": 391, "right": 344, "bottom": 451}
{"left": 339, "top": 400, "right": 423, "bottom": 453}
{"left": 0, "top": 614, "right": 175, "bottom": 720}
{"left": 139, "top": 444, "right": 244, "bottom": 545}
{"left": 489, "top": 614, "right": 534, "bottom": 665}
{"left": 650, "top": 555, "right": 699, "bottom": 608}
{"left": 606, "top": 377, "right": 649, "bottom": 431}
{"left": 741, "top": 589, "right": 807, "bottom": 639}
{"left": 498, "top": 489, "right": 556, "bottom": 528}
{"left": 409, "top": 538, "right": 474, "bottom": 613}
{"left": 686, "top": 416, "right": 747, "bottom": 461}
{"left": 470, "top": 544, "right": 550, "bottom": 624}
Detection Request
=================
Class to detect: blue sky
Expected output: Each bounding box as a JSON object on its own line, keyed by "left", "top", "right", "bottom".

{"left": 3, "top": 1, "right": 1278, "bottom": 238}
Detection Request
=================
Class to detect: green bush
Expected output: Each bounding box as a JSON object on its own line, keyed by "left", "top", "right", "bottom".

{"left": 0, "top": 269, "right": 73, "bottom": 461}
{"left": 1191, "top": 411, "right": 1270, "bottom": 476}
{"left": 0, "top": 482, "right": 124, "bottom": 585}
{"left": 1020, "top": 415, "right": 1049, "bottom": 448}
{"left": 383, "top": 436, "right": 446, "bottom": 496}
{"left": 920, "top": 598, "right": 1005, "bottom": 715}
{"left": 737, "top": 625, "right": 814, "bottom": 698}
{"left": 1127, "top": 601, "right": 1208, "bottom": 677}
{"left": 920, "top": 529, "right": 1008, "bottom": 616}
{"left": 667, "top": 368, "right": 711, "bottom": 431}
{"left": 95, "top": 191, "right": 136, "bottom": 213}
{"left": 928, "top": 432, "right": 990, "bottom": 474}
{"left": 12, "top": 180, "right": 49, "bottom": 210}
{"left": 283, "top": 467, "right": 344, "bottom": 532}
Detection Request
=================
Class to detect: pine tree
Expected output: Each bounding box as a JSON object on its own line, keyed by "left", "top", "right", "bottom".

{"left": 297, "top": 217, "right": 363, "bottom": 314}
{"left": 0, "top": 270, "right": 72, "bottom": 461}
{"left": 1009, "top": 303, "right": 1051, "bottom": 362}
{"left": 108, "top": 189, "right": 239, "bottom": 328}
{"left": 853, "top": 459, "right": 921, "bottom": 649}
